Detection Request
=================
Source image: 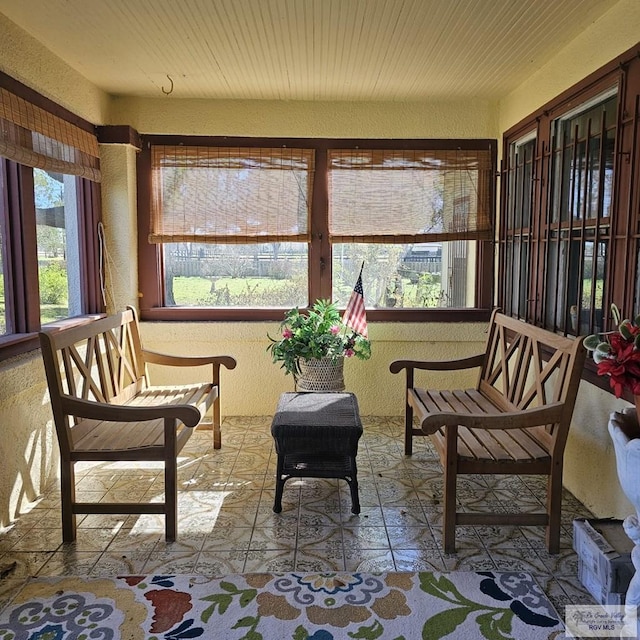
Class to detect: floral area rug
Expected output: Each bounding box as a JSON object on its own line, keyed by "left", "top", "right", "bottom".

{"left": 0, "top": 571, "right": 564, "bottom": 639}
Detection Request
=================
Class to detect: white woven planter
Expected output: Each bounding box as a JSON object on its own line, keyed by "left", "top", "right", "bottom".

{"left": 295, "top": 357, "right": 345, "bottom": 392}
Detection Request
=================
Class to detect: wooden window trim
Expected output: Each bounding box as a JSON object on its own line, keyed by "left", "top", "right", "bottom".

{"left": 500, "top": 42, "right": 640, "bottom": 399}
{"left": 0, "top": 163, "right": 104, "bottom": 361}
{"left": 0, "top": 73, "right": 104, "bottom": 361}
{"left": 0, "top": 71, "right": 96, "bottom": 136}
{"left": 137, "top": 136, "right": 496, "bottom": 322}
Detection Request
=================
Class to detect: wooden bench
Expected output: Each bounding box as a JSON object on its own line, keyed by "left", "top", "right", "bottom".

{"left": 390, "top": 310, "right": 585, "bottom": 554}
{"left": 39, "top": 306, "right": 236, "bottom": 542}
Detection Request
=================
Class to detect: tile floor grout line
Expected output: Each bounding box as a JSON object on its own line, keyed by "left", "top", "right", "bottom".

{"left": 0, "top": 417, "right": 598, "bottom": 611}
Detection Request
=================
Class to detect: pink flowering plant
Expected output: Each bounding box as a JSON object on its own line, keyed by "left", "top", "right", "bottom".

{"left": 583, "top": 304, "right": 640, "bottom": 398}
{"left": 267, "top": 299, "right": 371, "bottom": 376}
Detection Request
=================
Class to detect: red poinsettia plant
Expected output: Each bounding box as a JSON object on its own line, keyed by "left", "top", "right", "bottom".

{"left": 583, "top": 304, "right": 640, "bottom": 398}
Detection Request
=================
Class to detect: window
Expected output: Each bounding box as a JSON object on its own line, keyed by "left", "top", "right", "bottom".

{"left": 35, "top": 169, "right": 83, "bottom": 323}
{"left": 138, "top": 138, "right": 496, "bottom": 321}
{"left": 543, "top": 93, "right": 616, "bottom": 335}
{"left": 149, "top": 145, "right": 313, "bottom": 308}
{"left": 0, "top": 74, "right": 103, "bottom": 358}
{"left": 502, "top": 134, "right": 535, "bottom": 320}
{"left": 327, "top": 148, "right": 493, "bottom": 310}
{"left": 500, "top": 45, "right": 640, "bottom": 394}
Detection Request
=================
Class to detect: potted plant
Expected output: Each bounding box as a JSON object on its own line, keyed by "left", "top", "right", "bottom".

{"left": 267, "top": 299, "right": 371, "bottom": 391}
{"left": 583, "top": 303, "right": 640, "bottom": 401}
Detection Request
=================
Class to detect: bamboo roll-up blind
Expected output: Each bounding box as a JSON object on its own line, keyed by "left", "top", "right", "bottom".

{"left": 327, "top": 148, "right": 493, "bottom": 242}
{"left": 149, "top": 146, "right": 314, "bottom": 244}
{"left": 0, "top": 87, "right": 101, "bottom": 182}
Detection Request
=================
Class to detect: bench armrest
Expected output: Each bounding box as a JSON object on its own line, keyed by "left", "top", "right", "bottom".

{"left": 61, "top": 396, "right": 202, "bottom": 427}
{"left": 419, "top": 402, "right": 566, "bottom": 435}
{"left": 142, "top": 350, "right": 237, "bottom": 370}
{"left": 389, "top": 353, "right": 485, "bottom": 375}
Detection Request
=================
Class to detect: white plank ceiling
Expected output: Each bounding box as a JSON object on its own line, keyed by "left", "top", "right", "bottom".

{"left": 0, "top": 0, "right": 622, "bottom": 101}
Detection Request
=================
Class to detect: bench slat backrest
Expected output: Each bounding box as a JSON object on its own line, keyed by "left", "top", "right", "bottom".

{"left": 477, "top": 310, "right": 586, "bottom": 455}
{"left": 40, "top": 309, "right": 149, "bottom": 453}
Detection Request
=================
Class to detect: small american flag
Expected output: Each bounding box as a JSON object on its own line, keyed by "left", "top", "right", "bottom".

{"left": 343, "top": 264, "right": 368, "bottom": 338}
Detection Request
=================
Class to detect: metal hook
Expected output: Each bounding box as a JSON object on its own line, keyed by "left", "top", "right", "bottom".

{"left": 161, "top": 75, "right": 174, "bottom": 96}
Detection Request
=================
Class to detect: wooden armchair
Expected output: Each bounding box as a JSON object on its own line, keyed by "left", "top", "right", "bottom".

{"left": 39, "top": 307, "right": 236, "bottom": 542}
{"left": 390, "top": 310, "right": 585, "bottom": 554}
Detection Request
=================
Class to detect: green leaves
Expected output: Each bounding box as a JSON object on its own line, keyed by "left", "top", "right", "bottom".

{"left": 620, "top": 319, "right": 634, "bottom": 340}
{"left": 583, "top": 334, "right": 603, "bottom": 351}
{"left": 612, "top": 303, "right": 621, "bottom": 326}
{"left": 266, "top": 298, "right": 371, "bottom": 375}
{"left": 293, "top": 627, "right": 308, "bottom": 640}
{"left": 348, "top": 619, "right": 385, "bottom": 639}
{"left": 593, "top": 342, "right": 613, "bottom": 365}
{"left": 422, "top": 607, "right": 470, "bottom": 639}
{"left": 582, "top": 302, "right": 640, "bottom": 389}
{"left": 200, "top": 582, "right": 257, "bottom": 623}
{"left": 418, "top": 572, "right": 518, "bottom": 640}
{"left": 476, "top": 610, "right": 515, "bottom": 640}
{"left": 419, "top": 573, "right": 468, "bottom": 605}
{"left": 231, "top": 616, "right": 261, "bottom": 639}
{"left": 200, "top": 592, "right": 233, "bottom": 619}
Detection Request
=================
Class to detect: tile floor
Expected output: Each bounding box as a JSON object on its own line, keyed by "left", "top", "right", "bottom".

{"left": 0, "top": 415, "right": 597, "bottom": 614}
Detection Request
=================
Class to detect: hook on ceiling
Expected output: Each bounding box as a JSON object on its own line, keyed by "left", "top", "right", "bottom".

{"left": 161, "top": 74, "right": 174, "bottom": 96}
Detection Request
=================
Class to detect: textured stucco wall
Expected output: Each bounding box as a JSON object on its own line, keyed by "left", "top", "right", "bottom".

{"left": 110, "top": 96, "right": 498, "bottom": 139}
{"left": 0, "top": 13, "right": 109, "bottom": 124}
{"left": 497, "top": 0, "right": 640, "bottom": 519}
{"left": 0, "top": 352, "right": 57, "bottom": 528}
{"left": 99, "top": 144, "right": 139, "bottom": 313}
{"left": 140, "top": 321, "right": 488, "bottom": 418}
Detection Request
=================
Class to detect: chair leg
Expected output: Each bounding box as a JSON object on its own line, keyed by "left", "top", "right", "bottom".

{"left": 546, "top": 468, "right": 563, "bottom": 554}
{"left": 165, "top": 457, "right": 177, "bottom": 542}
{"left": 404, "top": 400, "right": 414, "bottom": 456}
{"left": 60, "top": 460, "right": 76, "bottom": 543}
{"left": 349, "top": 478, "right": 361, "bottom": 514}
{"left": 213, "top": 397, "right": 222, "bottom": 450}
{"left": 273, "top": 455, "right": 285, "bottom": 513}
{"left": 348, "top": 461, "right": 360, "bottom": 514}
{"left": 442, "top": 427, "right": 458, "bottom": 554}
{"left": 165, "top": 419, "right": 178, "bottom": 542}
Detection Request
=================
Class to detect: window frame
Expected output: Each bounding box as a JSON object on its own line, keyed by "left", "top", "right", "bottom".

{"left": 137, "top": 136, "right": 496, "bottom": 322}
{"left": 0, "top": 72, "right": 103, "bottom": 361}
{"left": 499, "top": 43, "right": 640, "bottom": 396}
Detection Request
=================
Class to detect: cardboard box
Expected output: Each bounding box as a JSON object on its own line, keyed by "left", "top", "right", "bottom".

{"left": 577, "top": 558, "right": 626, "bottom": 605}
{"left": 573, "top": 518, "right": 635, "bottom": 603}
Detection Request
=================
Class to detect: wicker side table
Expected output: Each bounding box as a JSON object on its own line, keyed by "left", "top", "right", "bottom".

{"left": 270, "top": 392, "right": 363, "bottom": 514}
